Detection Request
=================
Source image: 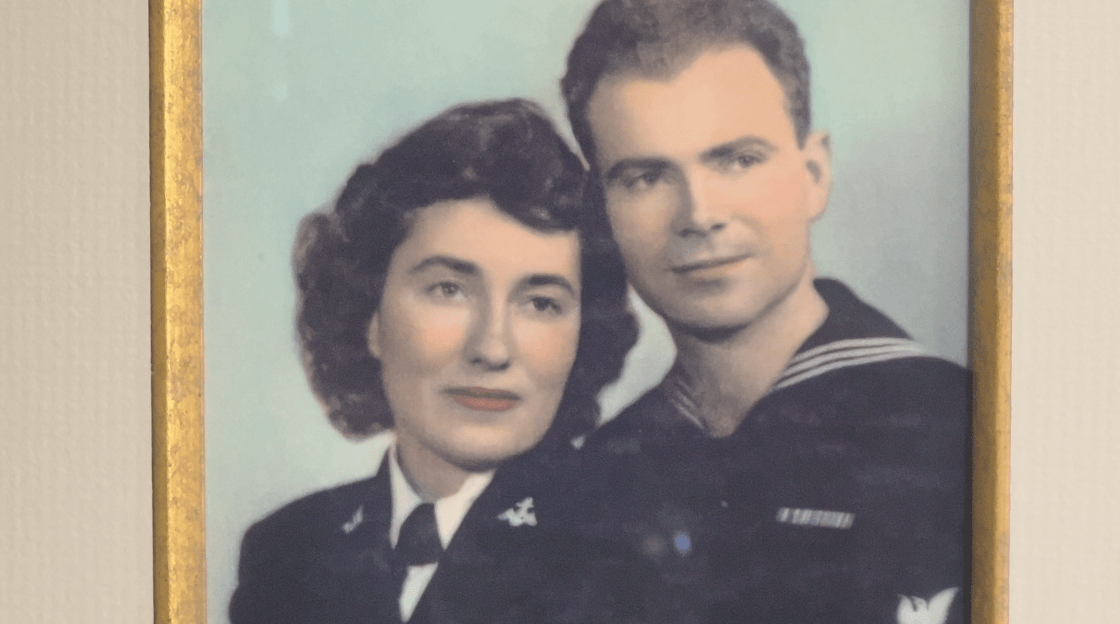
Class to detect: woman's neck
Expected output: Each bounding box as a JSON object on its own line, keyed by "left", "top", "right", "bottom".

{"left": 393, "top": 434, "right": 473, "bottom": 502}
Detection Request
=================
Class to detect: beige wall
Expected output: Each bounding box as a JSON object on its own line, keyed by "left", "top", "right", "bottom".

{"left": 0, "top": 0, "right": 152, "bottom": 622}
{"left": 1010, "top": 2, "right": 1120, "bottom": 620}
{"left": 0, "top": 0, "right": 1115, "bottom": 622}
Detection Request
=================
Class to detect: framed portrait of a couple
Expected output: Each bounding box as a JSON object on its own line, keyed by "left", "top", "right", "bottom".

{"left": 152, "top": 0, "right": 1010, "bottom": 623}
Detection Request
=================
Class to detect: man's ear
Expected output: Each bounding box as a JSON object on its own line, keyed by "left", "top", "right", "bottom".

{"left": 802, "top": 131, "right": 832, "bottom": 221}
{"left": 366, "top": 312, "right": 381, "bottom": 359}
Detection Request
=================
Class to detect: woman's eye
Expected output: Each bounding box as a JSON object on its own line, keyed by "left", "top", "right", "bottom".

{"left": 528, "top": 296, "right": 563, "bottom": 315}
{"left": 427, "top": 281, "right": 464, "bottom": 300}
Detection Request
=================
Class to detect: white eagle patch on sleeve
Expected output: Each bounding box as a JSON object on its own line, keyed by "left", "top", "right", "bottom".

{"left": 896, "top": 587, "right": 959, "bottom": 624}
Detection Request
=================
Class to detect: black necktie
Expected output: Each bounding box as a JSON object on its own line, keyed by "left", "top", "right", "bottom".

{"left": 390, "top": 503, "right": 442, "bottom": 622}
{"left": 394, "top": 502, "right": 443, "bottom": 572}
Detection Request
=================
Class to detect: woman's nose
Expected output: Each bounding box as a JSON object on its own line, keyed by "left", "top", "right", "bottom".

{"left": 467, "top": 302, "right": 512, "bottom": 371}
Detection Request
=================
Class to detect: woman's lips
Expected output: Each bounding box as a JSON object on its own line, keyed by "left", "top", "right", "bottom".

{"left": 446, "top": 387, "right": 522, "bottom": 412}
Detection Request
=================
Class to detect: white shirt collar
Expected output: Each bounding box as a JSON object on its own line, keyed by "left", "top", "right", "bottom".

{"left": 387, "top": 443, "right": 494, "bottom": 549}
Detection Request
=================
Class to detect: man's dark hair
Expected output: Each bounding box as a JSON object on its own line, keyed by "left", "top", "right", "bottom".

{"left": 293, "top": 98, "right": 637, "bottom": 443}
{"left": 562, "top": 0, "right": 812, "bottom": 169}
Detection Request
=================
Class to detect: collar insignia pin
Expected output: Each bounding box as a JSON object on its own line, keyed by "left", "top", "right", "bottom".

{"left": 497, "top": 497, "right": 536, "bottom": 527}
{"left": 341, "top": 506, "right": 364, "bottom": 534}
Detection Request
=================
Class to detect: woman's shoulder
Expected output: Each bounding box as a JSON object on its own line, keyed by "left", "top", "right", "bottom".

{"left": 242, "top": 471, "right": 388, "bottom": 548}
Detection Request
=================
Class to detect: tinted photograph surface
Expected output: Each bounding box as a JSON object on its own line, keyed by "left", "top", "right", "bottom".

{"left": 203, "top": 1, "right": 970, "bottom": 622}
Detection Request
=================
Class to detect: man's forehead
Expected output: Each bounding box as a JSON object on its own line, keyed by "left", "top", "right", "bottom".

{"left": 607, "top": 40, "right": 762, "bottom": 85}
{"left": 586, "top": 45, "right": 796, "bottom": 162}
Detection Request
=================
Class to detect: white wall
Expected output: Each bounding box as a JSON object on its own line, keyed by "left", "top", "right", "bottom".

{"left": 0, "top": 0, "right": 1117, "bottom": 621}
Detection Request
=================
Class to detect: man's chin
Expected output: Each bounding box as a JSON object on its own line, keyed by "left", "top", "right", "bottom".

{"left": 665, "top": 315, "right": 754, "bottom": 343}
{"left": 656, "top": 300, "right": 763, "bottom": 341}
{"left": 647, "top": 278, "right": 811, "bottom": 342}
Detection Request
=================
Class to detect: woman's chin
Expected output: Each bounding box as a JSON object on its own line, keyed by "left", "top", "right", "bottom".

{"left": 444, "top": 431, "right": 546, "bottom": 472}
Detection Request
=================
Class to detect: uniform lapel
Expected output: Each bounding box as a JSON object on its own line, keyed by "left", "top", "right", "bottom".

{"left": 409, "top": 449, "right": 562, "bottom": 624}
{"left": 303, "top": 460, "right": 404, "bottom": 624}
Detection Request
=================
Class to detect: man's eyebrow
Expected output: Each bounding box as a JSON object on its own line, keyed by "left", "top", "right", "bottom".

{"left": 700, "top": 136, "right": 777, "bottom": 163}
{"left": 522, "top": 274, "right": 578, "bottom": 297}
{"left": 408, "top": 255, "right": 478, "bottom": 276}
{"left": 602, "top": 157, "right": 672, "bottom": 184}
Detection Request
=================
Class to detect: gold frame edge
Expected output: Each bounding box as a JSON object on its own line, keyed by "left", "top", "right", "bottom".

{"left": 969, "top": 0, "right": 1012, "bottom": 622}
{"left": 151, "top": 0, "right": 206, "bottom": 623}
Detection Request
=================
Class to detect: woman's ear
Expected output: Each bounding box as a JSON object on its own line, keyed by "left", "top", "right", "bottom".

{"left": 366, "top": 312, "right": 381, "bottom": 359}
{"left": 802, "top": 131, "right": 833, "bottom": 222}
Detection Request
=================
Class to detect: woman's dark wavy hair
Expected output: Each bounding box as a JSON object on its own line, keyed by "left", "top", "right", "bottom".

{"left": 294, "top": 98, "right": 638, "bottom": 444}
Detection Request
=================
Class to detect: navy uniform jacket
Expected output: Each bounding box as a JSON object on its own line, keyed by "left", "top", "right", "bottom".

{"left": 577, "top": 279, "right": 970, "bottom": 624}
{"left": 230, "top": 441, "right": 672, "bottom": 624}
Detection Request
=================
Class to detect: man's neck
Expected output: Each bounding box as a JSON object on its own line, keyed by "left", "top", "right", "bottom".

{"left": 670, "top": 272, "right": 827, "bottom": 437}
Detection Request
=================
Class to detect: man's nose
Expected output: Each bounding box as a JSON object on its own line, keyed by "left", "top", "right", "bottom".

{"left": 467, "top": 301, "right": 512, "bottom": 371}
{"left": 674, "top": 172, "right": 727, "bottom": 236}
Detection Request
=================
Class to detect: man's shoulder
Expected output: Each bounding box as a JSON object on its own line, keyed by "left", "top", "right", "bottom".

{"left": 787, "top": 328, "right": 969, "bottom": 410}
{"left": 789, "top": 346, "right": 969, "bottom": 396}
{"left": 583, "top": 387, "right": 690, "bottom": 454}
{"left": 793, "top": 277, "right": 971, "bottom": 417}
{"left": 767, "top": 353, "right": 971, "bottom": 465}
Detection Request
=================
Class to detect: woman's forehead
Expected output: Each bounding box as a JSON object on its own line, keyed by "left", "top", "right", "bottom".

{"left": 395, "top": 198, "right": 581, "bottom": 285}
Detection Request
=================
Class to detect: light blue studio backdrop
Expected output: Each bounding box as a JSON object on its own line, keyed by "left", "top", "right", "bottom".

{"left": 203, "top": 0, "right": 969, "bottom": 622}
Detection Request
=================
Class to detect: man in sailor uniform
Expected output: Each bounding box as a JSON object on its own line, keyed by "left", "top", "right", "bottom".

{"left": 560, "top": 1, "right": 970, "bottom": 622}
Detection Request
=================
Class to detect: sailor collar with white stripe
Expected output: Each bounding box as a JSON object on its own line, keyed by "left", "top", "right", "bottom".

{"left": 663, "top": 279, "right": 926, "bottom": 432}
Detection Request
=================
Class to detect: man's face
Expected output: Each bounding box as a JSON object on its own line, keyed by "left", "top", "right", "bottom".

{"left": 586, "top": 45, "right": 831, "bottom": 333}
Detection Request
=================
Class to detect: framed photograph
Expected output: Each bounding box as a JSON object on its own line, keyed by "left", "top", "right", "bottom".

{"left": 152, "top": 0, "right": 1010, "bottom": 622}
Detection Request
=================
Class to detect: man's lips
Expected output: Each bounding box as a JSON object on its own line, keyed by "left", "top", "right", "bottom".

{"left": 446, "top": 387, "right": 522, "bottom": 412}
{"left": 671, "top": 253, "right": 752, "bottom": 274}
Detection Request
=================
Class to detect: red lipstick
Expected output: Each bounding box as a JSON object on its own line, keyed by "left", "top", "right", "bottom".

{"left": 446, "top": 387, "right": 521, "bottom": 412}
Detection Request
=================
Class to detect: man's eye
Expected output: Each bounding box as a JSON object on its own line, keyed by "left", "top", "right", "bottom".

{"left": 621, "top": 170, "right": 662, "bottom": 191}
{"left": 727, "top": 152, "right": 764, "bottom": 171}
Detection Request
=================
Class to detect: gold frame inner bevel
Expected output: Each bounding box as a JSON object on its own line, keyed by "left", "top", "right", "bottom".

{"left": 150, "top": 1, "right": 1012, "bottom": 622}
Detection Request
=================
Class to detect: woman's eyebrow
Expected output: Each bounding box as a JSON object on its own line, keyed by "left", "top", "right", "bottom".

{"left": 409, "top": 255, "right": 477, "bottom": 276}
{"left": 522, "top": 274, "right": 578, "bottom": 297}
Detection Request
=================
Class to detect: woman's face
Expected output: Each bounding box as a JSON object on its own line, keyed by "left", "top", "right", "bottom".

{"left": 368, "top": 197, "right": 581, "bottom": 495}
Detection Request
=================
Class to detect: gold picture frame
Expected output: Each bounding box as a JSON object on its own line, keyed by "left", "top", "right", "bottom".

{"left": 152, "top": 0, "right": 203, "bottom": 622}
{"left": 151, "top": 0, "right": 1011, "bottom": 622}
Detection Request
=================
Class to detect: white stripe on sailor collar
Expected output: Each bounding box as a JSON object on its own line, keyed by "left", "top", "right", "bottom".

{"left": 774, "top": 337, "right": 926, "bottom": 391}
{"left": 662, "top": 337, "right": 927, "bottom": 430}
